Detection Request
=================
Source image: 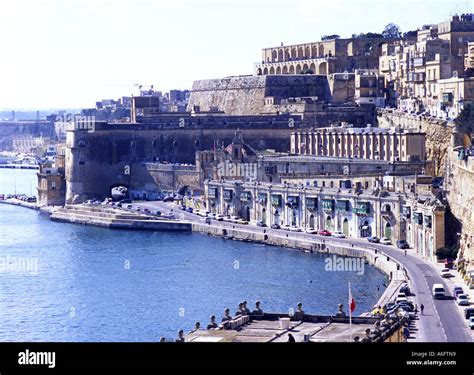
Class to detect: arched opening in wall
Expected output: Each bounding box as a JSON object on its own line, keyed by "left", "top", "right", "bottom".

{"left": 303, "top": 63, "right": 309, "bottom": 72}
{"left": 278, "top": 49, "right": 284, "bottom": 61}
{"left": 304, "top": 46, "right": 310, "bottom": 58}
{"left": 263, "top": 67, "right": 269, "bottom": 75}
{"left": 289, "top": 65, "right": 295, "bottom": 74}
{"left": 298, "top": 47, "right": 304, "bottom": 58}
{"left": 325, "top": 215, "right": 333, "bottom": 231}
{"left": 319, "top": 61, "right": 328, "bottom": 75}
{"left": 272, "top": 50, "right": 277, "bottom": 62}
{"left": 343, "top": 218, "right": 349, "bottom": 237}
{"left": 245, "top": 206, "right": 251, "bottom": 222}
{"left": 276, "top": 66, "right": 282, "bottom": 74}
{"left": 361, "top": 220, "right": 371, "bottom": 238}
{"left": 261, "top": 208, "right": 267, "bottom": 225}
{"left": 383, "top": 204, "right": 391, "bottom": 212}
{"left": 318, "top": 44, "right": 324, "bottom": 57}
{"left": 273, "top": 210, "right": 280, "bottom": 226}
{"left": 257, "top": 68, "right": 263, "bottom": 75}
{"left": 291, "top": 47, "right": 297, "bottom": 59}
{"left": 311, "top": 45, "right": 317, "bottom": 58}
{"left": 269, "top": 67, "right": 275, "bottom": 74}
{"left": 310, "top": 63, "right": 316, "bottom": 73}
{"left": 295, "top": 64, "right": 302, "bottom": 74}
{"left": 384, "top": 223, "right": 392, "bottom": 240}
{"left": 110, "top": 184, "right": 130, "bottom": 201}
{"left": 309, "top": 214, "right": 315, "bottom": 230}
{"left": 347, "top": 41, "right": 353, "bottom": 56}
{"left": 282, "top": 66, "right": 288, "bottom": 74}
{"left": 285, "top": 49, "right": 290, "bottom": 60}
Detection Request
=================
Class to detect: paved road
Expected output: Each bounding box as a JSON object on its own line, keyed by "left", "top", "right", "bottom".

{"left": 133, "top": 200, "right": 472, "bottom": 342}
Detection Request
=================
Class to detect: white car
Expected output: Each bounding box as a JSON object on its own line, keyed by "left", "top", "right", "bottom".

{"left": 441, "top": 268, "right": 452, "bottom": 278}
{"left": 305, "top": 229, "right": 318, "bottom": 234}
{"left": 289, "top": 226, "right": 302, "bottom": 232}
{"left": 469, "top": 316, "right": 474, "bottom": 329}
{"left": 215, "top": 214, "right": 224, "bottom": 221}
{"left": 332, "top": 231, "right": 346, "bottom": 238}
{"left": 396, "top": 296, "right": 408, "bottom": 304}
{"left": 230, "top": 216, "right": 240, "bottom": 223}
{"left": 396, "top": 292, "right": 407, "bottom": 299}
{"left": 457, "top": 294, "right": 470, "bottom": 306}
{"left": 381, "top": 237, "right": 392, "bottom": 245}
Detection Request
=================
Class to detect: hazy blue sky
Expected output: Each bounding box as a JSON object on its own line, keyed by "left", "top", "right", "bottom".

{"left": 0, "top": 0, "right": 472, "bottom": 109}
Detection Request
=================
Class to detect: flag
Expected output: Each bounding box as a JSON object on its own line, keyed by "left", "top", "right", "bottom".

{"left": 349, "top": 285, "right": 356, "bottom": 314}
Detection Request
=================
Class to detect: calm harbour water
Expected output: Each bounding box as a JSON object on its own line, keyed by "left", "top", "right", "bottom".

{"left": 0, "top": 169, "right": 386, "bottom": 341}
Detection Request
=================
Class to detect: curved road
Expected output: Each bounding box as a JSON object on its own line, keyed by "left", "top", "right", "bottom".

{"left": 136, "top": 201, "right": 472, "bottom": 342}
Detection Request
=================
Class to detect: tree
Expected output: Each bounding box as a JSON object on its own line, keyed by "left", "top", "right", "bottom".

{"left": 321, "top": 34, "right": 340, "bottom": 41}
{"left": 402, "top": 30, "right": 417, "bottom": 38}
{"left": 454, "top": 103, "right": 474, "bottom": 136}
{"left": 382, "top": 23, "right": 402, "bottom": 38}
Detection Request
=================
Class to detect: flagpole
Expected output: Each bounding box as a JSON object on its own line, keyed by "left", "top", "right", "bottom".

{"left": 349, "top": 282, "right": 352, "bottom": 343}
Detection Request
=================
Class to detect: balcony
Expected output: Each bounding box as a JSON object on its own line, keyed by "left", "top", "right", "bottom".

{"left": 354, "top": 202, "right": 370, "bottom": 215}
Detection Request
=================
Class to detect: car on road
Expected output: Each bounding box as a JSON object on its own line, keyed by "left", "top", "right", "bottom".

{"left": 270, "top": 223, "right": 281, "bottom": 229}
{"left": 469, "top": 316, "right": 474, "bottom": 329}
{"left": 186, "top": 207, "right": 194, "bottom": 213}
{"left": 126, "top": 204, "right": 133, "bottom": 209}
{"left": 380, "top": 237, "right": 392, "bottom": 245}
{"left": 143, "top": 208, "right": 151, "bottom": 214}
{"left": 332, "top": 231, "right": 346, "bottom": 238}
{"left": 215, "top": 214, "right": 224, "bottom": 221}
{"left": 453, "top": 286, "right": 464, "bottom": 299}
{"left": 367, "top": 236, "right": 380, "bottom": 243}
{"left": 305, "top": 229, "right": 318, "bottom": 234}
{"left": 432, "top": 283, "right": 446, "bottom": 299}
{"left": 230, "top": 216, "right": 240, "bottom": 223}
{"left": 163, "top": 196, "right": 174, "bottom": 202}
{"left": 289, "top": 226, "right": 302, "bottom": 232}
{"left": 396, "top": 240, "right": 409, "bottom": 249}
{"left": 237, "top": 219, "right": 249, "bottom": 225}
{"left": 464, "top": 307, "right": 474, "bottom": 319}
{"left": 456, "top": 294, "right": 470, "bottom": 306}
{"left": 319, "top": 229, "right": 331, "bottom": 236}
{"left": 395, "top": 296, "right": 408, "bottom": 304}
{"left": 256, "top": 220, "right": 266, "bottom": 227}
{"left": 396, "top": 292, "right": 407, "bottom": 298}
{"left": 441, "top": 268, "right": 453, "bottom": 278}
{"left": 399, "top": 283, "right": 411, "bottom": 296}
{"left": 179, "top": 205, "right": 186, "bottom": 210}
{"left": 201, "top": 217, "right": 211, "bottom": 224}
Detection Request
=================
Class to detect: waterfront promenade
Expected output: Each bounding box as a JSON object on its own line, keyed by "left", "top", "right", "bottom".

{"left": 142, "top": 200, "right": 472, "bottom": 342}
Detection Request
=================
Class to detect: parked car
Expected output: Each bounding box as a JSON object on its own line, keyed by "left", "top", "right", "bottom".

{"left": 305, "top": 229, "right": 318, "bottom": 234}
{"left": 230, "top": 216, "right": 240, "bottom": 223}
{"left": 399, "top": 283, "right": 411, "bottom": 296}
{"left": 319, "top": 229, "right": 331, "bottom": 236}
{"left": 237, "top": 219, "right": 249, "bottom": 225}
{"left": 143, "top": 208, "right": 151, "bottom": 214}
{"left": 464, "top": 307, "right": 474, "bottom": 319}
{"left": 332, "top": 231, "right": 346, "bottom": 238}
{"left": 186, "top": 207, "right": 194, "bottom": 213}
{"left": 179, "top": 205, "right": 186, "bottom": 211}
{"left": 163, "top": 196, "right": 174, "bottom": 202}
{"left": 396, "top": 296, "right": 408, "bottom": 304}
{"left": 457, "top": 294, "right": 470, "bottom": 306}
{"left": 155, "top": 211, "right": 161, "bottom": 216}
{"left": 215, "top": 214, "right": 224, "bottom": 221}
{"left": 453, "top": 286, "right": 464, "bottom": 299}
{"left": 126, "top": 204, "right": 133, "bottom": 209}
{"left": 270, "top": 223, "right": 281, "bottom": 229}
{"left": 444, "top": 258, "right": 454, "bottom": 269}
{"left": 396, "top": 240, "right": 409, "bottom": 249}
{"left": 201, "top": 217, "right": 211, "bottom": 224}
{"left": 441, "top": 268, "right": 452, "bottom": 278}
{"left": 367, "top": 236, "right": 380, "bottom": 243}
{"left": 469, "top": 316, "right": 474, "bottom": 329}
{"left": 256, "top": 220, "right": 266, "bottom": 227}
{"left": 381, "top": 238, "right": 392, "bottom": 245}
{"left": 289, "top": 226, "right": 302, "bottom": 232}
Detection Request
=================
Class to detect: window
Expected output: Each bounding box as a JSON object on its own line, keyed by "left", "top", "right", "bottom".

{"left": 51, "top": 181, "right": 56, "bottom": 190}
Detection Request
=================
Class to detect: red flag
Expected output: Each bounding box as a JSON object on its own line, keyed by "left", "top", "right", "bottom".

{"left": 349, "top": 287, "right": 356, "bottom": 313}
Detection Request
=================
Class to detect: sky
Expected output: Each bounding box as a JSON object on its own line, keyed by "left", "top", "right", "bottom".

{"left": 0, "top": 0, "right": 472, "bottom": 109}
